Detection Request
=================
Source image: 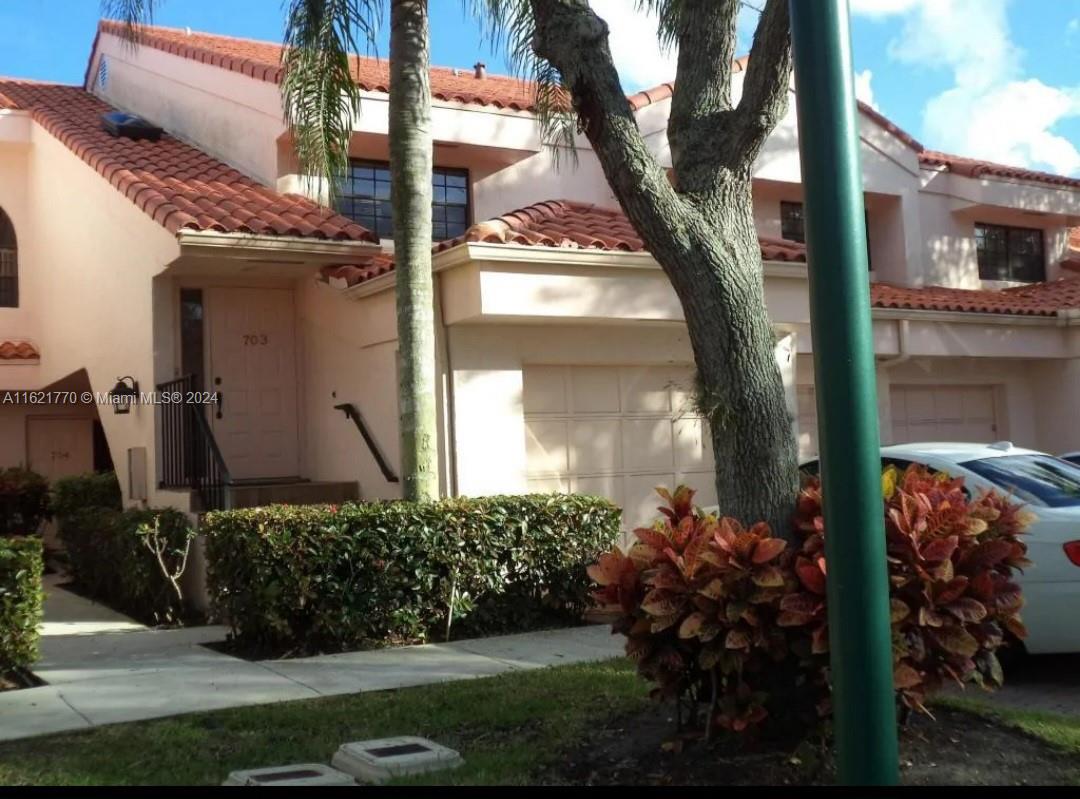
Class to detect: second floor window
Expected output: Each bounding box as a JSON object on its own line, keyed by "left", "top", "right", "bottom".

{"left": 780, "top": 200, "right": 872, "bottom": 268}
{"left": 975, "top": 222, "right": 1045, "bottom": 283}
{"left": 780, "top": 201, "right": 805, "bottom": 243}
{"left": 336, "top": 160, "right": 470, "bottom": 241}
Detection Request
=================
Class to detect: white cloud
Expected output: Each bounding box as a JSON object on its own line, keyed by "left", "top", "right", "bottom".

{"left": 588, "top": 0, "right": 677, "bottom": 91}
{"left": 854, "top": 69, "right": 879, "bottom": 111}
{"left": 852, "top": 0, "right": 1080, "bottom": 175}
{"left": 925, "top": 80, "right": 1080, "bottom": 175}
{"left": 849, "top": 0, "right": 922, "bottom": 18}
{"left": 586, "top": 1, "right": 761, "bottom": 92}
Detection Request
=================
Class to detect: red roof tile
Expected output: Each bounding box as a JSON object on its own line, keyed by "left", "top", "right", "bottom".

{"left": 0, "top": 340, "right": 39, "bottom": 361}
{"left": 322, "top": 200, "right": 1080, "bottom": 318}
{"left": 94, "top": 21, "right": 537, "bottom": 111}
{"left": 0, "top": 79, "right": 377, "bottom": 242}
{"left": 919, "top": 150, "right": 1080, "bottom": 190}
{"left": 321, "top": 199, "right": 807, "bottom": 288}
{"left": 93, "top": 23, "right": 1080, "bottom": 192}
{"left": 872, "top": 279, "right": 1080, "bottom": 317}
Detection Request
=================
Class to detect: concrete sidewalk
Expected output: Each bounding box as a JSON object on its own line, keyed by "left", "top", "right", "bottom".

{"left": 0, "top": 577, "right": 624, "bottom": 742}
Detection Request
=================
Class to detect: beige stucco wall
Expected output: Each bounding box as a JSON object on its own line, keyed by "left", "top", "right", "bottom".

{"left": 295, "top": 276, "right": 404, "bottom": 500}
{"left": 1029, "top": 357, "right": 1080, "bottom": 455}
{"left": 16, "top": 122, "right": 179, "bottom": 506}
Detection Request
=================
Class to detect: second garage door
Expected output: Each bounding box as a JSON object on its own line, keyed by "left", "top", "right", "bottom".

{"left": 890, "top": 384, "right": 1000, "bottom": 444}
{"left": 523, "top": 365, "right": 716, "bottom": 529}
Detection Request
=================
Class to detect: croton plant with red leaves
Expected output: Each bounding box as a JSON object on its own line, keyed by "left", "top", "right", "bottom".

{"left": 589, "top": 466, "right": 1033, "bottom": 737}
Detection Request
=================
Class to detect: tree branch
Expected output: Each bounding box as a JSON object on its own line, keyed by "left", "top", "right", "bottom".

{"left": 526, "top": 0, "right": 690, "bottom": 260}
{"left": 732, "top": 0, "right": 791, "bottom": 161}
{"left": 666, "top": 0, "right": 741, "bottom": 193}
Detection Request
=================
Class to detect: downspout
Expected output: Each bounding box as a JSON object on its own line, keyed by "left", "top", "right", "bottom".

{"left": 432, "top": 272, "right": 459, "bottom": 497}
{"left": 878, "top": 318, "right": 910, "bottom": 369}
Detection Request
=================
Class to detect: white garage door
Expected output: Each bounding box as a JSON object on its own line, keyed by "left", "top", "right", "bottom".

{"left": 796, "top": 385, "right": 819, "bottom": 459}
{"left": 890, "top": 385, "right": 999, "bottom": 444}
{"left": 523, "top": 365, "right": 716, "bottom": 529}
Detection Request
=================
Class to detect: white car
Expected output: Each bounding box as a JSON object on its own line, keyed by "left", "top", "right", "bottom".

{"left": 1061, "top": 452, "right": 1080, "bottom": 467}
{"left": 800, "top": 442, "right": 1080, "bottom": 655}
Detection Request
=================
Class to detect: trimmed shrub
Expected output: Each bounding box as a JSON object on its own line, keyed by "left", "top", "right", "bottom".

{"left": 589, "top": 466, "right": 1032, "bottom": 738}
{"left": 0, "top": 536, "right": 44, "bottom": 672}
{"left": 0, "top": 467, "right": 51, "bottom": 537}
{"left": 56, "top": 504, "right": 195, "bottom": 625}
{"left": 51, "top": 472, "right": 122, "bottom": 519}
{"left": 203, "top": 494, "right": 621, "bottom": 655}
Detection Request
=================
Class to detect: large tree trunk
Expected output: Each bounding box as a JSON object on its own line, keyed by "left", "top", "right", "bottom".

{"left": 389, "top": 0, "right": 439, "bottom": 501}
{"left": 527, "top": 0, "right": 799, "bottom": 534}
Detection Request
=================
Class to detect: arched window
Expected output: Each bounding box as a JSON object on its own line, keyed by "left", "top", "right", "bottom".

{"left": 0, "top": 208, "right": 16, "bottom": 307}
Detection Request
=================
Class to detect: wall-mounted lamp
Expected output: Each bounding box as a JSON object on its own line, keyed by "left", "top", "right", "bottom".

{"left": 108, "top": 376, "right": 139, "bottom": 415}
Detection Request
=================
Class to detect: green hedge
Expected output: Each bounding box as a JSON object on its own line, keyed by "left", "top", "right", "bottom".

{"left": 203, "top": 494, "right": 621, "bottom": 655}
{"left": 53, "top": 474, "right": 194, "bottom": 625}
{"left": 51, "top": 472, "right": 122, "bottom": 518}
{"left": 0, "top": 537, "right": 44, "bottom": 672}
{"left": 0, "top": 468, "right": 51, "bottom": 537}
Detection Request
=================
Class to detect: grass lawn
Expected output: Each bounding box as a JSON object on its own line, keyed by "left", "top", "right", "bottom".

{"left": 0, "top": 659, "right": 647, "bottom": 786}
{"left": 934, "top": 695, "right": 1080, "bottom": 757}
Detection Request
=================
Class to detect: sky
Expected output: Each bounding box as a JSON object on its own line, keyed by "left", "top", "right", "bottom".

{"left": 1, "top": 0, "right": 1078, "bottom": 176}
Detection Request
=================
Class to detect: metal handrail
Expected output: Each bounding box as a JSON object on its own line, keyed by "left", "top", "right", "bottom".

{"left": 333, "top": 402, "right": 400, "bottom": 483}
{"left": 157, "top": 374, "right": 232, "bottom": 510}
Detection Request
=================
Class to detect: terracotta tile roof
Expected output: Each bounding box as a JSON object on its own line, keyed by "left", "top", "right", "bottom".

{"left": 94, "top": 21, "right": 537, "bottom": 111}
{"left": 93, "top": 23, "right": 1080, "bottom": 193}
{"left": 872, "top": 279, "right": 1080, "bottom": 317}
{"left": 321, "top": 199, "right": 808, "bottom": 288}
{"left": 919, "top": 151, "right": 1080, "bottom": 190}
{"left": 323, "top": 200, "right": 1080, "bottom": 318}
{"left": 0, "top": 79, "right": 377, "bottom": 242}
{"left": 0, "top": 340, "right": 39, "bottom": 361}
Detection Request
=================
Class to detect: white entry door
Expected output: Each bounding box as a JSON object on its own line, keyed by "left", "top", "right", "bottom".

{"left": 207, "top": 287, "right": 300, "bottom": 480}
{"left": 890, "top": 385, "right": 999, "bottom": 444}
{"left": 523, "top": 365, "right": 715, "bottom": 530}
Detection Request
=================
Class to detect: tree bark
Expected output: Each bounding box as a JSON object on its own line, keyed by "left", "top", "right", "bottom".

{"left": 390, "top": 0, "right": 439, "bottom": 502}
{"left": 528, "top": 0, "right": 798, "bottom": 534}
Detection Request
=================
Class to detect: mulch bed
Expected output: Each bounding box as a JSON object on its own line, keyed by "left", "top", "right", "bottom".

{"left": 0, "top": 668, "right": 45, "bottom": 693}
{"left": 543, "top": 704, "right": 1080, "bottom": 786}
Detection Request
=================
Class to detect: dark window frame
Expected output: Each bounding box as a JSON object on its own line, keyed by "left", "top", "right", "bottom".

{"left": 974, "top": 222, "right": 1045, "bottom": 283}
{"left": 179, "top": 288, "right": 206, "bottom": 392}
{"left": 0, "top": 208, "right": 18, "bottom": 308}
{"left": 335, "top": 160, "right": 471, "bottom": 242}
{"left": 780, "top": 200, "right": 872, "bottom": 269}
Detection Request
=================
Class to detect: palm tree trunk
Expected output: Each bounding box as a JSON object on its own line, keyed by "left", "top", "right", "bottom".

{"left": 389, "top": 0, "right": 439, "bottom": 502}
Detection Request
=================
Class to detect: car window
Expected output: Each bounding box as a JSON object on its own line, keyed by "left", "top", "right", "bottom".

{"left": 960, "top": 455, "right": 1080, "bottom": 508}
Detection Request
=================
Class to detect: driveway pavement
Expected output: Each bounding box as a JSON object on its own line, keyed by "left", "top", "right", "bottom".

{"left": 963, "top": 654, "right": 1080, "bottom": 717}
{"left": 0, "top": 576, "right": 624, "bottom": 742}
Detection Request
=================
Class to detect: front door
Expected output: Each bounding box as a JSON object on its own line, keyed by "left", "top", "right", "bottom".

{"left": 206, "top": 287, "right": 300, "bottom": 481}
{"left": 27, "top": 416, "right": 94, "bottom": 547}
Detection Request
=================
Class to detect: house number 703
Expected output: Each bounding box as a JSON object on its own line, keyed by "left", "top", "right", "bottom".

{"left": 242, "top": 334, "right": 269, "bottom": 345}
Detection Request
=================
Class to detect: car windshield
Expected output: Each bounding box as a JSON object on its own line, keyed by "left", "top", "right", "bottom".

{"left": 960, "top": 455, "right": 1080, "bottom": 508}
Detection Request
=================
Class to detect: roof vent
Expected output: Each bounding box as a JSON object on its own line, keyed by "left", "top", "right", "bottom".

{"left": 101, "top": 112, "right": 163, "bottom": 142}
{"left": 473, "top": 62, "right": 486, "bottom": 79}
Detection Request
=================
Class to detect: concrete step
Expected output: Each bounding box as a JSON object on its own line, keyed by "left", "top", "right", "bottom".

{"left": 226, "top": 480, "right": 359, "bottom": 509}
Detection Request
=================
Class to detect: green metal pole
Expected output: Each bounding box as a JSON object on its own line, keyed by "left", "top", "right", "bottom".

{"left": 787, "top": 0, "right": 899, "bottom": 786}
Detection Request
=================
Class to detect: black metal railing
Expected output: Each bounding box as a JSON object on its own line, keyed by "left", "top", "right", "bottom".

{"left": 334, "top": 402, "right": 399, "bottom": 483}
{"left": 157, "top": 374, "right": 231, "bottom": 510}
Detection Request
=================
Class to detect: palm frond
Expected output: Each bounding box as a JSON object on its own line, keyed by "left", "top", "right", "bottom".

{"left": 634, "top": 0, "right": 683, "bottom": 51}
{"left": 101, "top": 0, "right": 162, "bottom": 45}
{"left": 281, "top": 0, "right": 382, "bottom": 204}
{"left": 464, "top": 0, "right": 578, "bottom": 167}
